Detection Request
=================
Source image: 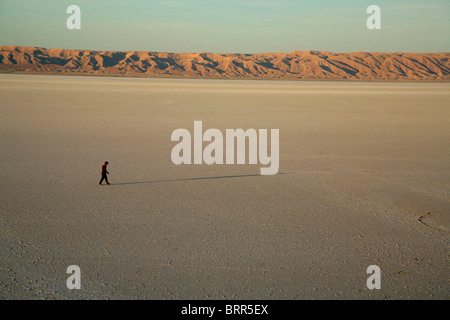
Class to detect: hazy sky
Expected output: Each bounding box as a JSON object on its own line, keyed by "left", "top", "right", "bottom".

{"left": 1, "top": 0, "right": 449, "bottom": 53}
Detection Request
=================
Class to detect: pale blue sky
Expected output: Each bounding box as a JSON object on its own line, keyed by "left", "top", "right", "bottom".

{"left": 0, "top": 0, "right": 449, "bottom": 53}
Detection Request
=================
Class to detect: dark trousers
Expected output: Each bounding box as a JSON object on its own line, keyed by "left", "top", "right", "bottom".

{"left": 99, "top": 173, "right": 109, "bottom": 184}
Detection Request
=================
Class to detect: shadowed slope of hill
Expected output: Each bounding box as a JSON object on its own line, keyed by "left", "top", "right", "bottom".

{"left": 1, "top": 46, "right": 449, "bottom": 80}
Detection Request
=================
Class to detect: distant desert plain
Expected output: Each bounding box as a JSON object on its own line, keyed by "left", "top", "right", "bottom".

{"left": 0, "top": 71, "right": 449, "bottom": 299}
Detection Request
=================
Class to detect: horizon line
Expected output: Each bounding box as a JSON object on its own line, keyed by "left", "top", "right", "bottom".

{"left": 1, "top": 45, "right": 449, "bottom": 55}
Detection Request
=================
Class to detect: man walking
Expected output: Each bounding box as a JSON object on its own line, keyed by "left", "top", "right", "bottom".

{"left": 99, "top": 161, "right": 110, "bottom": 185}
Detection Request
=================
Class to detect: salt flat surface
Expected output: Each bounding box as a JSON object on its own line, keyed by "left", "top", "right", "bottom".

{"left": 0, "top": 74, "right": 448, "bottom": 299}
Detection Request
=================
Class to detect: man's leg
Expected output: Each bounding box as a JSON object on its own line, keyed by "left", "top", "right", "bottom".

{"left": 105, "top": 174, "right": 110, "bottom": 185}
{"left": 99, "top": 174, "right": 105, "bottom": 185}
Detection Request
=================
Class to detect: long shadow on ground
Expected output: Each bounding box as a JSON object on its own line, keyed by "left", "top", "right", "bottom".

{"left": 109, "top": 173, "right": 289, "bottom": 186}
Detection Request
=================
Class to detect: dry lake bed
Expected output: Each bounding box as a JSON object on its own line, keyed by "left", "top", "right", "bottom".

{"left": 0, "top": 74, "right": 448, "bottom": 299}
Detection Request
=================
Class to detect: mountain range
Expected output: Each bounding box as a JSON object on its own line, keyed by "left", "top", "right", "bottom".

{"left": 1, "top": 46, "right": 449, "bottom": 80}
